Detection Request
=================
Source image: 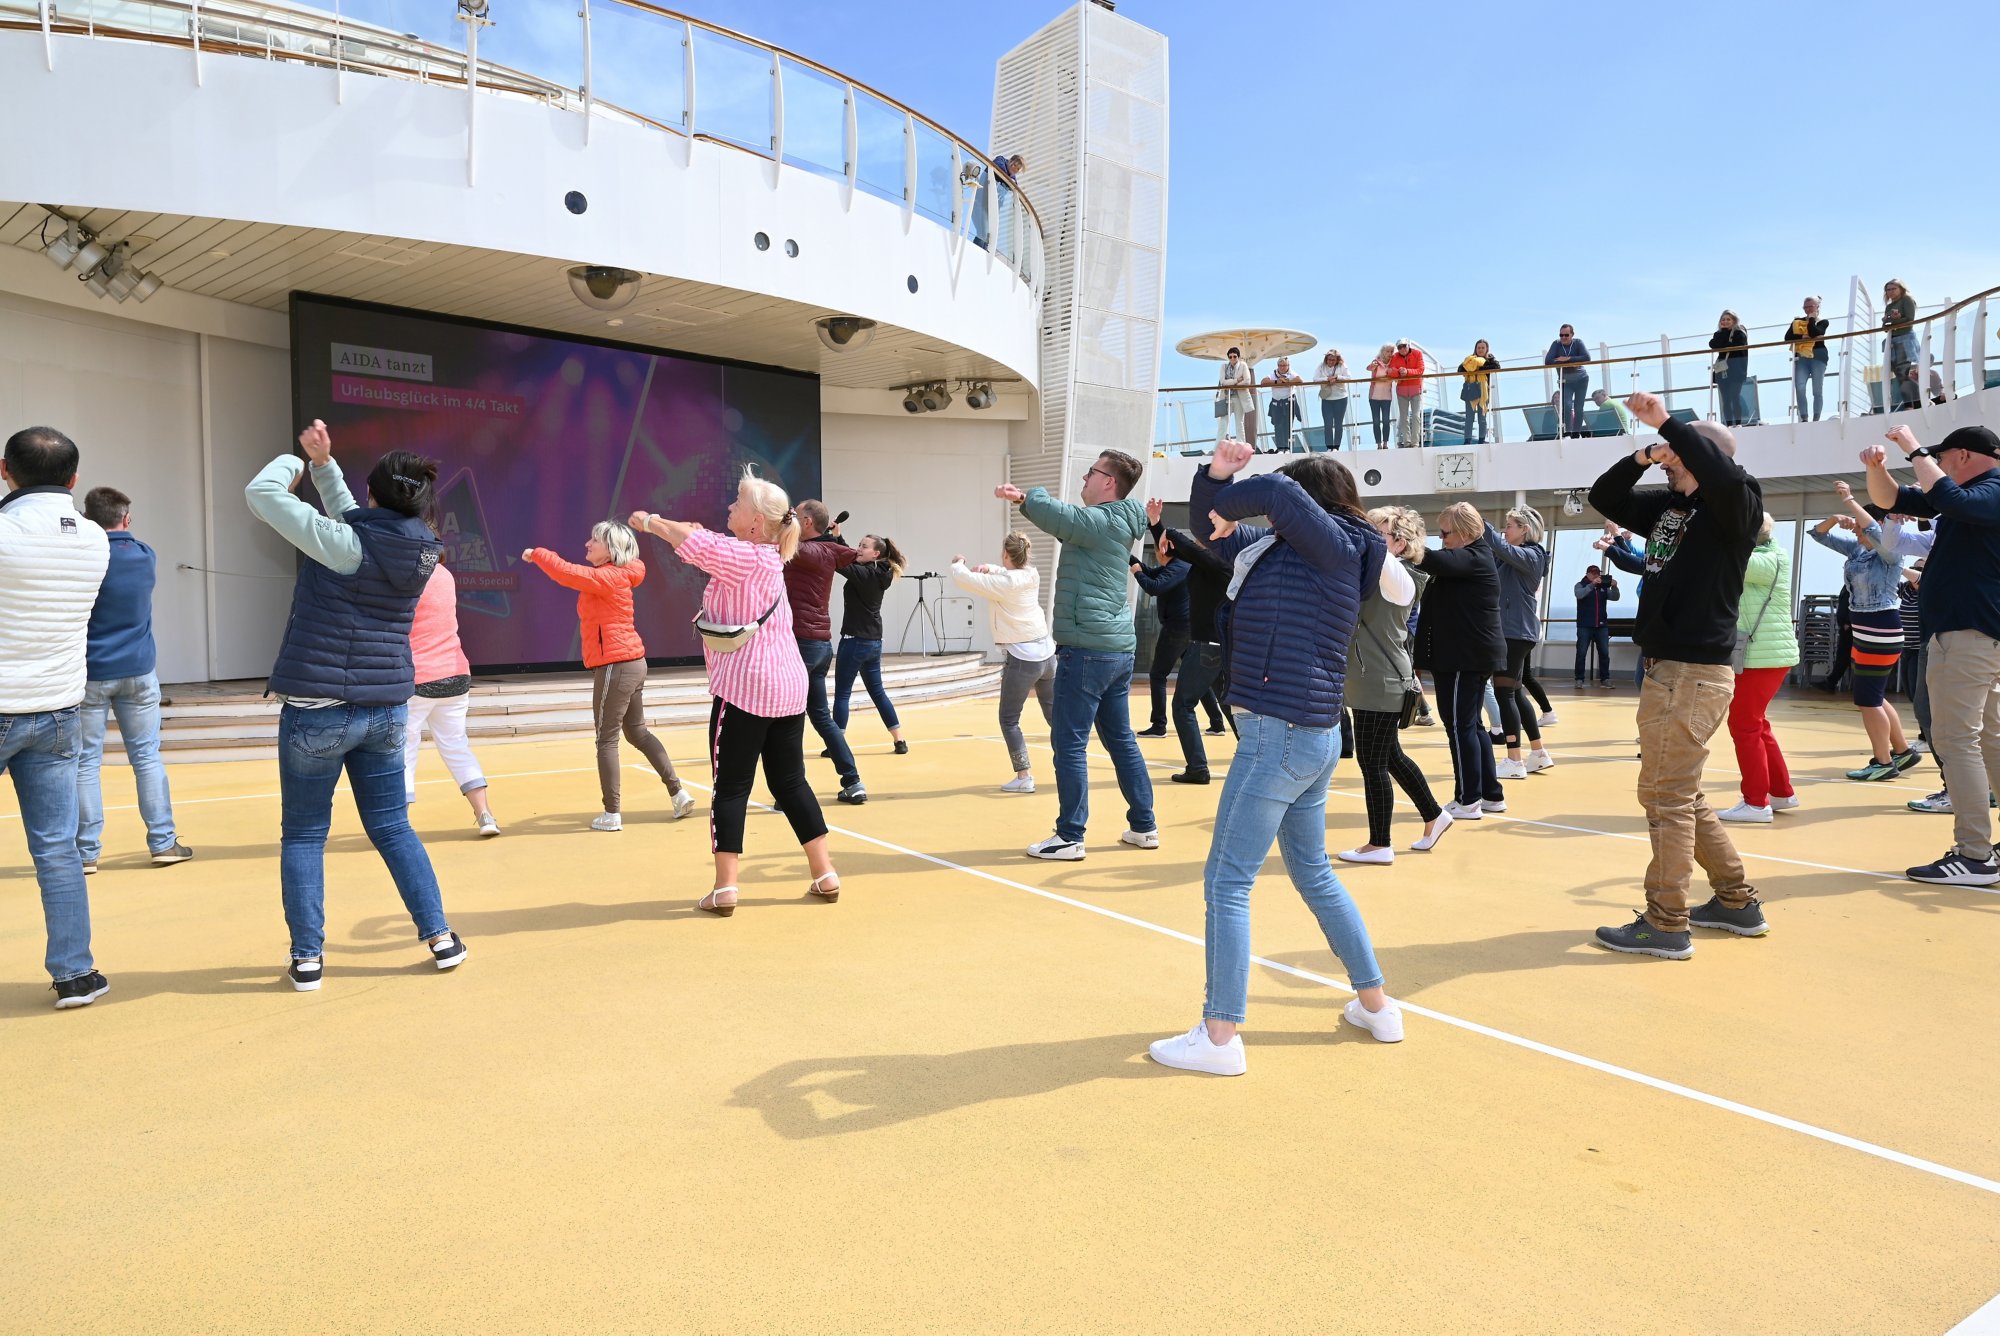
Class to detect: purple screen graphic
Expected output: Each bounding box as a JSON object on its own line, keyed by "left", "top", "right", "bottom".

{"left": 291, "top": 295, "right": 822, "bottom": 669}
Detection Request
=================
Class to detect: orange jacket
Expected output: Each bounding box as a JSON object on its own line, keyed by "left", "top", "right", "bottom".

{"left": 1389, "top": 348, "right": 1426, "bottom": 397}
{"left": 526, "top": 549, "right": 647, "bottom": 667}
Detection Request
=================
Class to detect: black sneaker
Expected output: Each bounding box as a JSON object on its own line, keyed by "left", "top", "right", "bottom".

{"left": 1890, "top": 748, "right": 1921, "bottom": 774}
{"left": 1688, "top": 896, "right": 1770, "bottom": 937}
{"left": 287, "top": 958, "right": 323, "bottom": 992}
{"left": 819, "top": 748, "right": 833, "bottom": 759}
{"left": 428, "top": 932, "right": 468, "bottom": 970}
{"left": 1906, "top": 848, "right": 2000, "bottom": 887}
{"left": 1170, "top": 769, "right": 1210, "bottom": 785}
{"left": 1135, "top": 726, "right": 1169, "bottom": 738}
{"left": 837, "top": 782, "right": 868, "bottom": 805}
{"left": 151, "top": 843, "right": 194, "bottom": 866}
{"left": 1205, "top": 722, "right": 1228, "bottom": 735}
{"left": 893, "top": 740, "right": 909, "bottom": 755}
{"left": 51, "top": 971, "right": 109, "bottom": 1009}
{"left": 1593, "top": 915, "right": 1693, "bottom": 959}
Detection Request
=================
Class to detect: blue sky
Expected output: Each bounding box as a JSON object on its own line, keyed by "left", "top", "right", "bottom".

{"left": 350, "top": 0, "right": 2000, "bottom": 391}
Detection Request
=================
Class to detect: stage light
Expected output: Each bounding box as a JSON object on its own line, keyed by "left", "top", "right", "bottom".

{"left": 814, "top": 315, "right": 877, "bottom": 352}
{"left": 45, "top": 222, "right": 88, "bottom": 270}
{"left": 965, "top": 382, "right": 996, "bottom": 410}
{"left": 902, "top": 389, "right": 925, "bottom": 414}
{"left": 919, "top": 382, "right": 952, "bottom": 412}
{"left": 129, "top": 271, "right": 162, "bottom": 302}
{"left": 566, "top": 265, "right": 642, "bottom": 311}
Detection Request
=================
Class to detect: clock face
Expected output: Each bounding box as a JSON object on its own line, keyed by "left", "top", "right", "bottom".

{"left": 1436, "top": 452, "right": 1477, "bottom": 491}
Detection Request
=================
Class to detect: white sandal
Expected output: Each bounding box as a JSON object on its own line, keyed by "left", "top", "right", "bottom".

{"left": 807, "top": 871, "right": 841, "bottom": 903}
{"left": 697, "top": 886, "right": 737, "bottom": 917}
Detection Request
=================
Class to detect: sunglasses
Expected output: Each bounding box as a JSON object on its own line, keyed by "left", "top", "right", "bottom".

{"left": 1085, "top": 466, "right": 1115, "bottom": 481}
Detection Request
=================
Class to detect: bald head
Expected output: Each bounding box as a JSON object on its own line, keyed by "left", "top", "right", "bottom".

{"left": 1688, "top": 420, "right": 1737, "bottom": 457}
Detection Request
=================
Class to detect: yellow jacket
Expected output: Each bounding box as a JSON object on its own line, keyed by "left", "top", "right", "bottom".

{"left": 1459, "top": 354, "right": 1491, "bottom": 410}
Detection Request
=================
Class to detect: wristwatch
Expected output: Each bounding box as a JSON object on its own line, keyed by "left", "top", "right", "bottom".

{"left": 1909, "top": 447, "right": 1933, "bottom": 460}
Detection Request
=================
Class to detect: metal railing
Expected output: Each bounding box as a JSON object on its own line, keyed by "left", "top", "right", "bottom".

{"left": 3, "top": 0, "right": 1044, "bottom": 294}
{"left": 1156, "top": 284, "right": 1997, "bottom": 455}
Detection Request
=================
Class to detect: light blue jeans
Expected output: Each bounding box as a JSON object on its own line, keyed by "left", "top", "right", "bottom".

{"left": 76, "top": 672, "right": 178, "bottom": 861}
{"left": 1051, "top": 647, "right": 1155, "bottom": 843}
{"left": 1, "top": 707, "right": 94, "bottom": 981}
{"left": 1203, "top": 711, "right": 1383, "bottom": 1023}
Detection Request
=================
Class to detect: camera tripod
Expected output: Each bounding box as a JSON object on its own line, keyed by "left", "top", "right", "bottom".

{"left": 898, "top": 572, "right": 951, "bottom": 657}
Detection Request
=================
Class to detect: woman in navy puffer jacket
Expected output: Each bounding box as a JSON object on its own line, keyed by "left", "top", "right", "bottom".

{"left": 1149, "top": 440, "right": 1406, "bottom": 1079}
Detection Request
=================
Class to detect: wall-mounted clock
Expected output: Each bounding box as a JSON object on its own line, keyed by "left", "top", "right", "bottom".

{"left": 1434, "top": 451, "right": 1477, "bottom": 492}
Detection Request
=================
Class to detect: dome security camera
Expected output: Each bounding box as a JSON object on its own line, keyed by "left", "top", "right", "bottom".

{"left": 566, "top": 265, "right": 642, "bottom": 311}
{"left": 1563, "top": 492, "right": 1586, "bottom": 517}
{"left": 814, "top": 316, "right": 878, "bottom": 352}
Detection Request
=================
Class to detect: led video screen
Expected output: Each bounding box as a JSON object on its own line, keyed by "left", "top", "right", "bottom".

{"left": 290, "top": 294, "right": 821, "bottom": 670}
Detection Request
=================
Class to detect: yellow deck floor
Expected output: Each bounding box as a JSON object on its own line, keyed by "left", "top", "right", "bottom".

{"left": 4, "top": 688, "right": 1999, "bottom": 1334}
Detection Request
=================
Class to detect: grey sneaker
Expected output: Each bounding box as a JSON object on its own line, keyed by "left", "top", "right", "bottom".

{"left": 1909, "top": 790, "right": 1953, "bottom": 814}
{"left": 151, "top": 843, "right": 194, "bottom": 866}
{"left": 1594, "top": 914, "right": 1693, "bottom": 960}
{"left": 1688, "top": 896, "right": 1770, "bottom": 936}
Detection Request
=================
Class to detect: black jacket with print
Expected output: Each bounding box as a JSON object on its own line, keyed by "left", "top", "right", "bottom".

{"left": 1588, "top": 417, "right": 1762, "bottom": 665}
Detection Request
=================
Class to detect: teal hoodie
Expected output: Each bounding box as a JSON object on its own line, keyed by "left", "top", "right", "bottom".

{"left": 1019, "top": 489, "right": 1147, "bottom": 653}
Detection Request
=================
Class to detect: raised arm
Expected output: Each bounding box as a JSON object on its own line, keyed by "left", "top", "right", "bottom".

{"left": 949, "top": 558, "right": 1032, "bottom": 601}
{"left": 244, "top": 425, "right": 365, "bottom": 574}
{"left": 1130, "top": 558, "right": 1190, "bottom": 596}
{"left": 524, "top": 548, "right": 629, "bottom": 591}
{"left": 1481, "top": 522, "right": 1546, "bottom": 577}
{"left": 1808, "top": 517, "right": 1861, "bottom": 558}
{"left": 1016, "top": 488, "right": 1135, "bottom": 553}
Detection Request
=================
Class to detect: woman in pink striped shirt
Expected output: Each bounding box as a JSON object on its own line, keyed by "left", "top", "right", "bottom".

{"left": 630, "top": 469, "right": 842, "bottom": 915}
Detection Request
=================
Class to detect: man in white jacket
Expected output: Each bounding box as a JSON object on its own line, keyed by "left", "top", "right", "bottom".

{"left": 0, "top": 426, "right": 111, "bottom": 1008}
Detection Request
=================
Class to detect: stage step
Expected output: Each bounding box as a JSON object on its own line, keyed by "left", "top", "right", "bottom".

{"left": 110, "top": 653, "right": 1001, "bottom": 763}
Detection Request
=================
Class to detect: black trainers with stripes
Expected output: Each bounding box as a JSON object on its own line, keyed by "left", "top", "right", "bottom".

{"left": 1905, "top": 849, "right": 2000, "bottom": 888}
{"left": 428, "top": 932, "right": 468, "bottom": 970}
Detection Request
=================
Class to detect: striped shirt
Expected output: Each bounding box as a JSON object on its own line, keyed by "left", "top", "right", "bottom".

{"left": 678, "top": 528, "right": 805, "bottom": 718}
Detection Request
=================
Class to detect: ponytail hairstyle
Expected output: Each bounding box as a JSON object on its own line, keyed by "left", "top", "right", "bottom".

{"left": 367, "top": 450, "right": 439, "bottom": 519}
{"left": 737, "top": 466, "right": 801, "bottom": 561}
{"left": 865, "top": 534, "right": 907, "bottom": 577}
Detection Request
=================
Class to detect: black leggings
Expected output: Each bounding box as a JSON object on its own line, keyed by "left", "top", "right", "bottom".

{"left": 707, "top": 699, "right": 828, "bottom": 856}
{"left": 1493, "top": 638, "right": 1543, "bottom": 749}
{"left": 1521, "top": 660, "right": 1551, "bottom": 713}
{"left": 1351, "top": 708, "right": 1442, "bottom": 846}
{"left": 1434, "top": 668, "right": 1501, "bottom": 806}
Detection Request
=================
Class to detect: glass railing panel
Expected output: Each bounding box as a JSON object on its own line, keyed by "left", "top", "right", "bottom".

{"left": 910, "top": 120, "right": 956, "bottom": 229}
{"left": 690, "top": 25, "right": 773, "bottom": 154}
{"left": 778, "top": 57, "right": 847, "bottom": 184}
{"left": 592, "top": 3, "right": 686, "bottom": 132}
{"left": 852, "top": 90, "right": 907, "bottom": 209}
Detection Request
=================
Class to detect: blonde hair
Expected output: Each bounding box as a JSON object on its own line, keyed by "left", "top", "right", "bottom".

{"left": 1757, "top": 511, "right": 1775, "bottom": 544}
{"left": 1002, "top": 532, "right": 1031, "bottom": 568}
{"left": 1439, "top": 502, "right": 1483, "bottom": 543}
{"left": 591, "top": 520, "right": 638, "bottom": 567}
{"left": 1718, "top": 309, "right": 1740, "bottom": 328}
{"left": 737, "top": 467, "right": 802, "bottom": 561}
{"left": 1504, "top": 505, "right": 1546, "bottom": 545}
{"left": 1884, "top": 278, "right": 1909, "bottom": 298}
{"left": 1367, "top": 505, "right": 1427, "bottom": 549}
{"left": 1376, "top": 342, "right": 1395, "bottom": 361}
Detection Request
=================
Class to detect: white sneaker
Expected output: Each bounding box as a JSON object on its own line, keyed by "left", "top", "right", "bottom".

{"left": 1148, "top": 1022, "right": 1247, "bottom": 1076}
{"left": 1445, "top": 801, "right": 1485, "bottom": 821}
{"left": 1120, "top": 828, "right": 1160, "bottom": 849}
{"left": 1026, "top": 834, "right": 1085, "bottom": 861}
{"left": 1495, "top": 757, "right": 1528, "bottom": 780}
{"left": 1343, "top": 997, "right": 1405, "bottom": 1043}
{"left": 476, "top": 812, "right": 501, "bottom": 838}
{"left": 1481, "top": 798, "right": 1508, "bottom": 814}
{"left": 1000, "top": 776, "right": 1036, "bottom": 794}
{"left": 1525, "top": 749, "right": 1556, "bottom": 772}
{"left": 671, "top": 789, "right": 696, "bottom": 821}
{"left": 1538, "top": 711, "right": 1560, "bottom": 728}
{"left": 1718, "top": 801, "right": 1773, "bottom": 824}
{"left": 591, "top": 812, "right": 622, "bottom": 832}
{"left": 1412, "top": 808, "right": 1454, "bottom": 851}
{"left": 1337, "top": 846, "right": 1394, "bottom": 865}
{"left": 1769, "top": 794, "right": 1801, "bottom": 812}
{"left": 1910, "top": 739, "right": 1930, "bottom": 755}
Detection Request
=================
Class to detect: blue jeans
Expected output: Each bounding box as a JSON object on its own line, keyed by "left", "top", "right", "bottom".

{"left": 798, "top": 637, "right": 859, "bottom": 787}
{"left": 1792, "top": 359, "right": 1826, "bottom": 421}
{"left": 1050, "top": 647, "right": 1155, "bottom": 843}
{"left": 1203, "top": 711, "right": 1383, "bottom": 1023}
{"left": 1, "top": 707, "right": 94, "bottom": 981}
{"left": 1560, "top": 375, "right": 1589, "bottom": 435}
{"left": 278, "top": 702, "right": 449, "bottom": 960}
{"left": 833, "top": 637, "right": 901, "bottom": 732}
{"left": 1574, "top": 625, "right": 1612, "bottom": 683}
{"left": 1466, "top": 405, "right": 1488, "bottom": 443}
{"left": 76, "top": 672, "right": 177, "bottom": 861}
{"left": 1717, "top": 369, "right": 1750, "bottom": 425}
{"left": 1319, "top": 397, "right": 1346, "bottom": 451}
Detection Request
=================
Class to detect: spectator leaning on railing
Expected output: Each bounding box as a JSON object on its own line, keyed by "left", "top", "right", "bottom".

{"left": 1315, "top": 349, "right": 1349, "bottom": 451}
{"left": 1864, "top": 424, "right": 2000, "bottom": 887}
{"left": 1545, "top": 324, "right": 1592, "bottom": 438}
{"left": 1365, "top": 344, "right": 1396, "bottom": 448}
{"left": 1709, "top": 310, "right": 1751, "bottom": 428}
{"left": 1460, "top": 341, "right": 1498, "bottom": 445}
{"left": 1786, "top": 296, "right": 1830, "bottom": 422}
{"left": 1389, "top": 339, "right": 1425, "bottom": 448}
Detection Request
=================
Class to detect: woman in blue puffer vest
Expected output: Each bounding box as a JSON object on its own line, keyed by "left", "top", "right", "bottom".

{"left": 1148, "top": 439, "right": 1406, "bottom": 1078}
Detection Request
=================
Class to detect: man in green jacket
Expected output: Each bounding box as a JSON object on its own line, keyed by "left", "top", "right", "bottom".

{"left": 996, "top": 450, "right": 1158, "bottom": 860}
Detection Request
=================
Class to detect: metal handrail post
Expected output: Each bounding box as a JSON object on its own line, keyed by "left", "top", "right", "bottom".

{"left": 580, "top": 0, "right": 592, "bottom": 144}
{"left": 841, "top": 82, "right": 857, "bottom": 211}
{"left": 767, "top": 49, "right": 782, "bottom": 188}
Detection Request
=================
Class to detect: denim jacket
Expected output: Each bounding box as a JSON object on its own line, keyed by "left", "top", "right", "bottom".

{"left": 1809, "top": 524, "right": 1904, "bottom": 614}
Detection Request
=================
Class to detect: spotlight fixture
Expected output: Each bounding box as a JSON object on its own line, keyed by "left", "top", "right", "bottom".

{"left": 41, "top": 212, "right": 163, "bottom": 303}
{"left": 129, "top": 271, "right": 163, "bottom": 303}
{"left": 902, "top": 389, "right": 925, "bottom": 414}
{"left": 918, "top": 381, "right": 952, "bottom": 413}
{"left": 814, "top": 315, "right": 877, "bottom": 353}
{"left": 964, "top": 382, "right": 997, "bottom": 410}
{"left": 565, "top": 264, "right": 642, "bottom": 311}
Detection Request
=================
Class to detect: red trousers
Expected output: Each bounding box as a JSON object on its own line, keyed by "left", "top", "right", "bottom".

{"left": 1728, "top": 666, "right": 1793, "bottom": 807}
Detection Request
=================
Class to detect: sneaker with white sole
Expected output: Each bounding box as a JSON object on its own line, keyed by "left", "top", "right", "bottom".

{"left": 287, "top": 958, "right": 322, "bottom": 992}
{"left": 1119, "top": 828, "right": 1160, "bottom": 850}
{"left": 1537, "top": 711, "right": 1560, "bottom": 728}
{"left": 1147, "top": 1022, "right": 1246, "bottom": 1076}
{"left": 51, "top": 971, "right": 109, "bottom": 1009}
{"left": 1337, "top": 846, "right": 1394, "bottom": 865}
{"left": 1769, "top": 794, "right": 1801, "bottom": 812}
{"left": 1908, "top": 790, "right": 1953, "bottom": 814}
{"left": 1525, "top": 749, "right": 1555, "bottom": 773}
{"left": 591, "top": 812, "right": 622, "bottom": 832}
{"left": 1412, "top": 808, "right": 1454, "bottom": 851}
{"left": 999, "top": 776, "right": 1036, "bottom": 794}
{"left": 1481, "top": 798, "right": 1508, "bottom": 814}
{"left": 671, "top": 789, "right": 696, "bottom": 821}
{"left": 1717, "top": 801, "right": 1773, "bottom": 824}
{"left": 1445, "top": 801, "right": 1485, "bottom": 821}
{"left": 1495, "top": 757, "right": 1527, "bottom": 780}
{"left": 1910, "top": 739, "right": 1930, "bottom": 755}
{"left": 150, "top": 843, "right": 194, "bottom": 866}
{"left": 1342, "top": 997, "right": 1405, "bottom": 1043}
{"left": 428, "top": 932, "right": 468, "bottom": 969}
{"left": 1026, "top": 834, "right": 1085, "bottom": 861}
{"left": 476, "top": 812, "right": 501, "bottom": 838}
{"left": 1906, "top": 848, "right": 2000, "bottom": 887}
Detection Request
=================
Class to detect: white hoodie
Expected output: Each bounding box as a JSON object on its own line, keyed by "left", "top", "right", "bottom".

{"left": 949, "top": 560, "right": 1051, "bottom": 653}
{"left": 0, "top": 489, "right": 110, "bottom": 714}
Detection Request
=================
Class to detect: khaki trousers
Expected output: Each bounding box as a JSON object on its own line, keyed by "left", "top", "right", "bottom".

{"left": 1635, "top": 660, "right": 1754, "bottom": 931}
{"left": 1924, "top": 630, "right": 2000, "bottom": 861}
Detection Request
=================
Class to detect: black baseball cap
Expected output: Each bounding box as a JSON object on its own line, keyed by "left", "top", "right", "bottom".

{"left": 1938, "top": 426, "right": 2000, "bottom": 458}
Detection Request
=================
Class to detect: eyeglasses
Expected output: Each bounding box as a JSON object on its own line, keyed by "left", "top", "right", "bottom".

{"left": 1085, "top": 466, "right": 1114, "bottom": 481}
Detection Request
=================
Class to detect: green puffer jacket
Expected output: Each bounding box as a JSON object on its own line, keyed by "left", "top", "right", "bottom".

{"left": 1738, "top": 539, "right": 1799, "bottom": 670}
{"left": 1019, "top": 488, "right": 1147, "bottom": 653}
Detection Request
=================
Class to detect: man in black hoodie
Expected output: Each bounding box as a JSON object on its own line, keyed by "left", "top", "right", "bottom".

{"left": 1586, "top": 392, "right": 1766, "bottom": 959}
